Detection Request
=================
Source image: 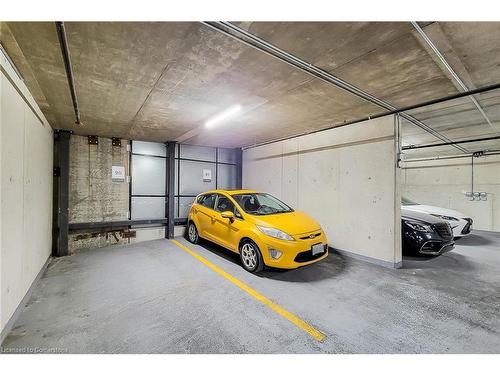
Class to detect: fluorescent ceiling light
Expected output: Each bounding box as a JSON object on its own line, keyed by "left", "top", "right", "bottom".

{"left": 205, "top": 105, "right": 241, "bottom": 128}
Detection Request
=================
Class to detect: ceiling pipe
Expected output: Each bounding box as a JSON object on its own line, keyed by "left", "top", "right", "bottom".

{"left": 202, "top": 21, "right": 468, "bottom": 153}
{"left": 402, "top": 149, "right": 500, "bottom": 163}
{"left": 411, "top": 22, "right": 498, "bottom": 135}
{"left": 402, "top": 135, "right": 500, "bottom": 150}
{"left": 55, "top": 21, "right": 81, "bottom": 125}
{"left": 240, "top": 81, "right": 500, "bottom": 150}
{"left": 373, "top": 82, "right": 500, "bottom": 117}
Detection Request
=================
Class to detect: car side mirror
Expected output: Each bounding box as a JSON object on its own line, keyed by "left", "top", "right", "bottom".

{"left": 221, "top": 211, "right": 235, "bottom": 221}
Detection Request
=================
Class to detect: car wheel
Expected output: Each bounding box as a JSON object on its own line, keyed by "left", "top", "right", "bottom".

{"left": 187, "top": 222, "right": 199, "bottom": 244}
{"left": 239, "top": 240, "right": 264, "bottom": 273}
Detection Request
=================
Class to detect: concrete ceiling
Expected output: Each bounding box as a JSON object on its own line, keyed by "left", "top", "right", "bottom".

{"left": 1, "top": 21, "right": 500, "bottom": 157}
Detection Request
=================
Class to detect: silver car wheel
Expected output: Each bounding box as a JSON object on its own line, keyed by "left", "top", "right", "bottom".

{"left": 241, "top": 243, "right": 257, "bottom": 270}
{"left": 188, "top": 223, "right": 197, "bottom": 242}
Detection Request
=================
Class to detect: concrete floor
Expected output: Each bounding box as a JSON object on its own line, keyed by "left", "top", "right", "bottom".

{"left": 1, "top": 230, "right": 499, "bottom": 353}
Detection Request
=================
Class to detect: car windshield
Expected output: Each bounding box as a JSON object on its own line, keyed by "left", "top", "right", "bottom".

{"left": 402, "top": 197, "right": 419, "bottom": 206}
{"left": 231, "top": 193, "right": 294, "bottom": 215}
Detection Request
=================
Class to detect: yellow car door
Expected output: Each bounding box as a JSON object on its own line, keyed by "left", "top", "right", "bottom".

{"left": 211, "top": 194, "right": 243, "bottom": 251}
{"left": 195, "top": 193, "right": 218, "bottom": 241}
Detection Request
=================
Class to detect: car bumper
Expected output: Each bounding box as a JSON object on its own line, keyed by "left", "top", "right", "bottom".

{"left": 452, "top": 218, "right": 473, "bottom": 237}
{"left": 403, "top": 229, "right": 455, "bottom": 256}
{"left": 418, "top": 240, "right": 455, "bottom": 256}
{"left": 255, "top": 230, "right": 329, "bottom": 269}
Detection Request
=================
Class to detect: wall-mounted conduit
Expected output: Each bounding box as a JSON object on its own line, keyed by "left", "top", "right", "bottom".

{"left": 402, "top": 135, "right": 500, "bottom": 150}
{"left": 402, "top": 149, "right": 500, "bottom": 164}
{"left": 55, "top": 21, "right": 81, "bottom": 125}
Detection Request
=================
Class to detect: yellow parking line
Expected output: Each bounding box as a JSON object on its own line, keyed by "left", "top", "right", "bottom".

{"left": 170, "top": 239, "right": 326, "bottom": 342}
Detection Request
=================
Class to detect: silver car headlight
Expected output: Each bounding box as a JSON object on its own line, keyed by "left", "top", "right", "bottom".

{"left": 405, "top": 220, "right": 433, "bottom": 233}
{"left": 256, "top": 225, "right": 294, "bottom": 241}
{"left": 430, "top": 214, "right": 459, "bottom": 221}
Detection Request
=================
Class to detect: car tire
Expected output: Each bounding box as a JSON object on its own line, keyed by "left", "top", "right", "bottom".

{"left": 239, "top": 239, "right": 264, "bottom": 273}
{"left": 187, "top": 222, "right": 200, "bottom": 244}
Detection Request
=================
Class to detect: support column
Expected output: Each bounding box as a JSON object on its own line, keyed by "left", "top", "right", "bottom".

{"left": 166, "top": 141, "right": 176, "bottom": 238}
{"left": 235, "top": 147, "right": 243, "bottom": 189}
{"left": 53, "top": 130, "right": 71, "bottom": 256}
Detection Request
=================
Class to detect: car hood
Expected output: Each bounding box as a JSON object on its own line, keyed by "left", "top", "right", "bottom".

{"left": 402, "top": 204, "right": 467, "bottom": 219}
{"left": 401, "top": 208, "right": 445, "bottom": 224}
{"left": 252, "top": 211, "right": 321, "bottom": 235}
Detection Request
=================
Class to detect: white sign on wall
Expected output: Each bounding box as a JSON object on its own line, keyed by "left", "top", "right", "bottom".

{"left": 203, "top": 169, "right": 212, "bottom": 182}
{"left": 112, "top": 166, "right": 126, "bottom": 182}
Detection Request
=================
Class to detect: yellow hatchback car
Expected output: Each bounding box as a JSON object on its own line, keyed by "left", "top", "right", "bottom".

{"left": 186, "top": 189, "right": 328, "bottom": 273}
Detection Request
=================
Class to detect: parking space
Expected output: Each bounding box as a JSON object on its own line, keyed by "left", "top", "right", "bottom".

{"left": 3, "top": 230, "right": 499, "bottom": 353}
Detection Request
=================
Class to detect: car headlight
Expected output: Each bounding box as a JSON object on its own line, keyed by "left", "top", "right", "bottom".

{"left": 405, "top": 220, "right": 433, "bottom": 233}
{"left": 430, "top": 214, "right": 459, "bottom": 221}
{"left": 256, "top": 225, "right": 294, "bottom": 241}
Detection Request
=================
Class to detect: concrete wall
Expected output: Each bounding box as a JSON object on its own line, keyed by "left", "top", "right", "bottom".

{"left": 243, "top": 116, "right": 402, "bottom": 268}
{"left": 70, "top": 136, "right": 129, "bottom": 223}
{"left": 68, "top": 137, "right": 183, "bottom": 252}
{"left": 1, "top": 51, "right": 53, "bottom": 336}
{"left": 69, "top": 135, "right": 132, "bottom": 252}
{"left": 402, "top": 155, "right": 500, "bottom": 232}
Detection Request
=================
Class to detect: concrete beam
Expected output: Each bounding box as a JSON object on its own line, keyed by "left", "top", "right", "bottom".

{"left": 203, "top": 21, "right": 461, "bottom": 151}
{"left": 413, "top": 22, "right": 500, "bottom": 135}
